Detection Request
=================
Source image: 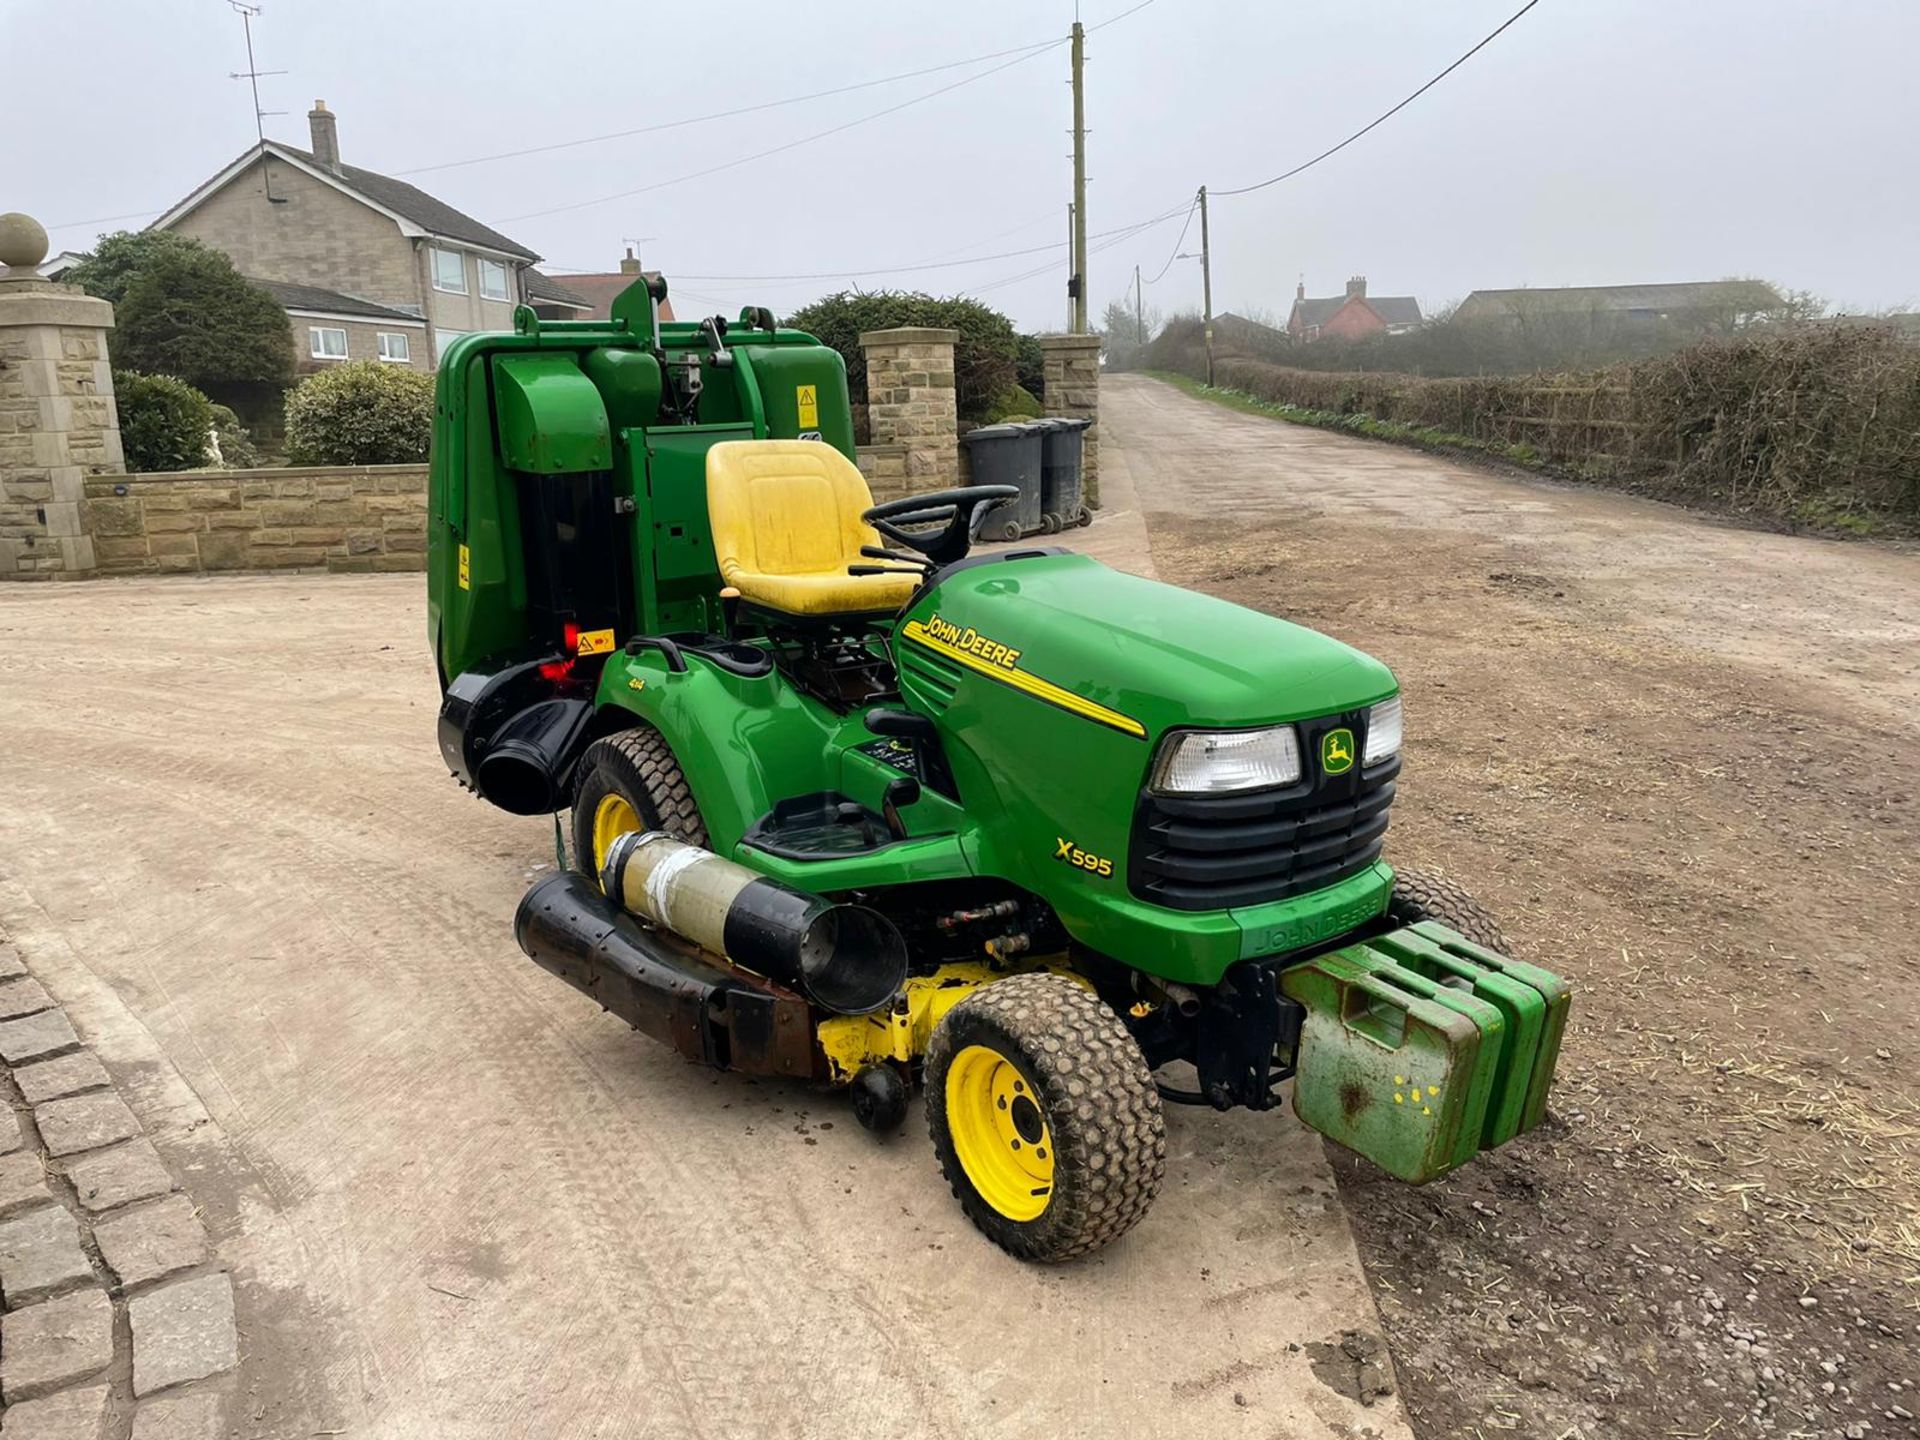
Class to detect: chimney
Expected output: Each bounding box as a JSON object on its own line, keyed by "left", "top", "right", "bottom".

{"left": 1346, "top": 275, "right": 1367, "bottom": 300}
{"left": 1296, "top": 279, "right": 1306, "bottom": 302}
{"left": 619, "top": 246, "right": 642, "bottom": 276}
{"left": 309, "top": 100, "right": 341, "bottom": 173}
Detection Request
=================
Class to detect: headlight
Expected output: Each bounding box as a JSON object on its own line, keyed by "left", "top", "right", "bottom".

{"left": 1363, "top": 696, "right": 1403, "bottom": 766}
{"left": 1151, "top": 726, "right": 1302, "bottom": 795}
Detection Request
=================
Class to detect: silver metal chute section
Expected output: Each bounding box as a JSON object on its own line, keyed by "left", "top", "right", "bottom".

{"left": 600, "top": 832, "right": 907, "bottom": 1015}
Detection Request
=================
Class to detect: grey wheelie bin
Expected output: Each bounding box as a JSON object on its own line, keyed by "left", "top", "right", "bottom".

{"left": 960, "top": 422, "right": 1045, "bottom": 540}
{"left": 1036, "top": 416, "right": 1093, "bottom": 530}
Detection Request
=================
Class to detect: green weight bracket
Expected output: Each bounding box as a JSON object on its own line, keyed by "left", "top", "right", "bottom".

{"left": 1366, "top": 927, "right": 1544, "bottom": 1147}
{"left": 1282, "top": 950, "right": 1499, "bottom": 1183}
{"left": 1405, "top": 921, "right": 1571, "bottom": 1134}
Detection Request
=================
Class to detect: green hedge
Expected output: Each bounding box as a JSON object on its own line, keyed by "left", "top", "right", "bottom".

{"left": 785, "top": 291, "right": 1021, "bottom": 423}
{"left": 1144, "top": 320, "right": 1920, "bottom": 531}
{"left": 114, "top": 371, "right": 214, "bottom": 473}
{"left": 285, "top": 361, "right": 435, "bottom": 465}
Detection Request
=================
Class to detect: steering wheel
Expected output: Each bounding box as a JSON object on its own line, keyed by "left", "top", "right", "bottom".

{"left": 862, "top": 485, "right": 1019, "bottom": 566}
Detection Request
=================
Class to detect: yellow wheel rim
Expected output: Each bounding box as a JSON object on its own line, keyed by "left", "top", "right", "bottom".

{"left": 946, "top": 1044, "right": 1055, "bottom": 1221}
{"left": 591, "top": 794, "right": 642, "bottom": 880}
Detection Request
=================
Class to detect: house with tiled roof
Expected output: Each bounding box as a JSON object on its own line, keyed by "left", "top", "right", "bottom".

{"left": 148, "top": 100, "right": 548, "bottom": 370}
{"left": 1286, "top": 276, "right": 1423, "bottom": 343}
{"left": 1452, "top": 280, "right": 1786, "bottom": 328}
{"left": 526, "top": 247, "right": 674, "bottom": 324}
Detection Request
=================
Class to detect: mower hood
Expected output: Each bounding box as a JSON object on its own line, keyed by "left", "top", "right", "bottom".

{"left": 901, "top": 551, "right": 1396, "bottom": 733}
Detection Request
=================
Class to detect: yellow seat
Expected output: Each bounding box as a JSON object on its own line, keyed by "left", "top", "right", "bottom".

{"left": 706, "top": 440, "right": 921, "bottom": 617}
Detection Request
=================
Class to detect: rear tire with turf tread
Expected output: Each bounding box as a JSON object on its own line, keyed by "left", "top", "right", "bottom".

{"left": 926, "top": 973, "right": 1166, "bottom": 1262}
{"left": 1388, "top": 866, "right": 1510, "bottom": 952}
{"left": 569, "top": 726, "right": 708, "bottom": 879}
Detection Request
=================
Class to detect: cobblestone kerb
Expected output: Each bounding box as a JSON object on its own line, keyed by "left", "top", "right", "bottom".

{"left": 0, "top": 930, "right": 236, "bottom": 1438}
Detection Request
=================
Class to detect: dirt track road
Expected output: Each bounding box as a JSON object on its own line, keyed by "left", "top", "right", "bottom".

{"left": 0, "top": 439, "right": 1400, "bottom": 1437}
{"left": 1103, "top": 375, "right": 1920, "bottom": 1439}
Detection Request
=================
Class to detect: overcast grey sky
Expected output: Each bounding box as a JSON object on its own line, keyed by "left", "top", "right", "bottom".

{"left": 6, "top": 0, "right": 1917, "bottom": 329}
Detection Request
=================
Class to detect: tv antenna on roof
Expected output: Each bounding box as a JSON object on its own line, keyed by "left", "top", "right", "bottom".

{"left": 227, "top": 2, "right": 290, "bottom": 203}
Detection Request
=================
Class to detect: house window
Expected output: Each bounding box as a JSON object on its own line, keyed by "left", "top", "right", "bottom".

{"left": 309, "top": 326, "right": 348, "bottom": 360}
{"left": 377, "top": 331, "right": 411, "bottom": 363}
{"left": 433, "top": 328, "right": 471, "bottom": 361}
{"left": 478, "top": 259, "right": 509, "bottom": 301}
{"left": 431, "top": 248, "right": 467, "bottom": 293}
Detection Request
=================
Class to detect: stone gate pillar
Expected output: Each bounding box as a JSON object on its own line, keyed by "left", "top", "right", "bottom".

{"left": 859, "top": 326, "right": 959, "bottom": 494}
{"left": 0, "top": 213, "right": 121, "bottom": 579}
{"left": 1036, "top": 333, "right": 1101, "bottom": 508}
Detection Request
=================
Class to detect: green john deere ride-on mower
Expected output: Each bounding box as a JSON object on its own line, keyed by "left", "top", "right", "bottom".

{"left": 429, "top": 276, "right": 1572, "bottom": 1261}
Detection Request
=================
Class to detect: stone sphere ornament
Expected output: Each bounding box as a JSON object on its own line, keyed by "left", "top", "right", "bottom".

{"left": 0, "top": 213, "right": 51, "bottom": 271}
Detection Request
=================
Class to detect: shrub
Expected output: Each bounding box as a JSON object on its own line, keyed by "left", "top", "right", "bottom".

{"left": 284, "top": 361, "right": 435, "bottom": 465}
{"left": 983, "top": 384, "right": 1043, "bottom": 422}
{"left": 785, "top": 290, "right": 1020, "bottom": 422}
{"left": 114, "top": 371, "right": 214, "bottom": 473}
{"left": 113, "top": 247, "right": 294, "bottom": 392}
{"left": 1015, "top": 333, "right": 1047, "bottom": 398}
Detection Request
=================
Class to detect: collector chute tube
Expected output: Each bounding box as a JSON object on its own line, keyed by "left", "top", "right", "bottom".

{"left": 601, "top": 831, "right": 907, "bottom": 1015}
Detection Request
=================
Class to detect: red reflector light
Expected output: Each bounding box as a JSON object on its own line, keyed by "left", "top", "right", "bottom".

{"left": 563, "top": 622, "right": 581, "bottom": 652}
{"left": 539, "top": 659, "right": 574, "bottom": 683}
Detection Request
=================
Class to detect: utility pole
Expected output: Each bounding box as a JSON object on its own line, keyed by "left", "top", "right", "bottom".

{"left": 1066, "top": 203, "right": 1076, "bottom": 332}
{"left": 1070, "top": 19, "right": 1088, "bottom": 333}
{"left": 1198, "top": 185, "right": 1214, "bottom": 385}
{"left": 1134, "top": 264, "right": 1144, "bottom": 347}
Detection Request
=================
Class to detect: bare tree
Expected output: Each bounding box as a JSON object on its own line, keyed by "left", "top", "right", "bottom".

{"left": 1100, "top": 296, "right": 1162, "bottom": 369}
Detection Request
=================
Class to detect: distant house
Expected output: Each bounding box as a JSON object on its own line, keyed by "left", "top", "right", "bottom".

{"left": 527, "top": 248, "right": 675, "bottom": 324}
{"left": 1453, "top": 280, "right": 1786, "bottom": 329}
{"left": 1287, "top": 277, "right": 1422, "bottom": 343}
{"left": 1211, "top": 312, "right": 1292, "bottom": 361}
{"left": 521, "top": 269, "right": 593, "bottom": 321}
{"left": 148, "top": 100, "right": 547, "bottom": 369}
{"left": 35, "top": 251, "right": 88, "bottom": 282}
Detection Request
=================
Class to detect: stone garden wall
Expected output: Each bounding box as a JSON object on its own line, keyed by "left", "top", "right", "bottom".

{"left": 81, "top": 465, "right": 428, "bottom": 576}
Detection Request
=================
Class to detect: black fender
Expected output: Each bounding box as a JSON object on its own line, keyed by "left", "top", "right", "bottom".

{"left": 438, "top": 650, "right": 595, "bottom": 815}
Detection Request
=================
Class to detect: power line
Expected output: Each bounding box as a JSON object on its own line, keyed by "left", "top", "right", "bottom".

{"left": 667, "top": 202, "right": 1191, "bottom": 285}
{"left": 1141, "top": 195, "right": 1199, "bottom": 284}
{"left": 46, "top": 0, "right": 1166, "bottom": 241}
{"left": 498, "top": 0, "right": 1163, "bottom": 229}
{"left": 390, "top": 38, "right": 1064, "bottom": 178}
{"left": 405, "top": 1, "right": 1155, "bottom": 180}
{"left": 43, "top": 209, "right": 168, "bottom": 235}
{"left": 500, "top": 41, "right": 1068, "bottom": 224}
{"left": 970, "top": 215, "right": 1168, "bottom": 297}
{"left": 1213, "top": 0, "right": 1543, "bottom": 198}
{"left": 1088, "top": 0, "right": 1159, "bottom": 32}
{"left": 923, "top": 208, "right": 1061, "bottom": 264}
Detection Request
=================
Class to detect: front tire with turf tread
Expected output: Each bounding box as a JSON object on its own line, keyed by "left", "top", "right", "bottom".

{"left": 926, "top": 973, "right": 1166, "bottom": 1262}
{"left": 569, "top": 727, "right": 708, "bottom": 878}
{"left": 1388, "top": 866, "right": 1510, "bottom": 952}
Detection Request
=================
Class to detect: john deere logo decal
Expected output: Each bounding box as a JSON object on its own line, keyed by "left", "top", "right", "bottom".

{"left": 1321, "top": 727, "right": 1356, "bottom": 776}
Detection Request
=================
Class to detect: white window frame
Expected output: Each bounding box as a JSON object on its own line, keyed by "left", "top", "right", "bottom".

{"left": 430, "top": 247, "right": 468, "bottom": 294}
{"left": 477, "top": 258, "right": 510, "bottom": 302}
{"left": 376, "top": 331, "right": 411, "bottom": 363}
{"left": 433, "top": 328, "right": 472, "bottom": 361}
{"left": 309, "top": 326, "right": 349, "bottom": 360}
